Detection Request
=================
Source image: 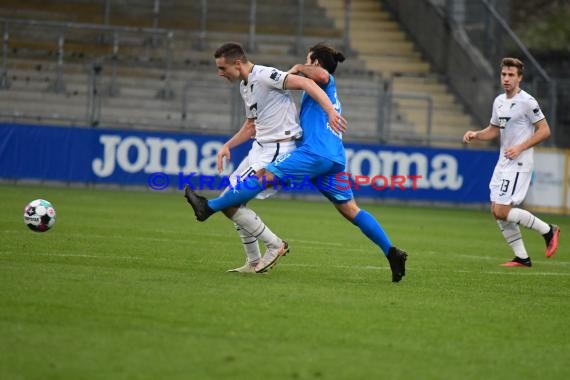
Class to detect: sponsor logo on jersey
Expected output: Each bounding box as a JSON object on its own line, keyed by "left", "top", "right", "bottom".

{"left": 269, "top": 70, "right": 281, "bottom": 82}
{"left": 510, "top": 102, "right": 516, "bottom": 109}
{"left": 249, "top": 103, "right": 258, "bottom": 118}
{"left": 498, "top": 117, "right": 511, "bottom": 129}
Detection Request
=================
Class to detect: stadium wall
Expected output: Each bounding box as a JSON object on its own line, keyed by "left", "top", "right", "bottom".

{"left": 1, "top": 123, "right": 504, "bottom": 206}
{"left": 4, "top": 124, "right": 568, "bottom": 213}
{"left": 525, "top": 148, "right": 570, "bottom": 215}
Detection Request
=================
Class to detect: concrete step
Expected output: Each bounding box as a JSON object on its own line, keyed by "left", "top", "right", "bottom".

{"left": 361, "top": 55, "right": 431, "bottom": 75}
{"left": 0, "top": 94, "right": 237, "bottom": 132}
{"left": 392, "top": 78, "right": 450, "bottom": 95}
{"left": 2, "top": 0, "right": 338, "bottom": 36}
{"left": 318, "top": 0, "right": 389, "bottom": 13}
{"left": 317, "top": 0, "right": 481, "bottom": 143}
{"left": 351, "top": 30, "right": 408, "bottom": 43}
{"left": 0, "top": 79, "right": 235, "bottom": 111}
{"left": 350, "top": 19, "right": 400, "bottom": 30}
{"left": 351, "top": 40, "right": 417, "bottom": 56}
{"left": 401, "top": 111, "right": 472, "bottom": 135}
{"left": 395, "top": 94, "right": 458, "bottom": 108}
{"left": 0, "top": 100, "right": 87, "bottom": 119}
{"left": 432, "top": 125, "right": 473, "bottom": 136}
{"left": 327, "top": 12, "right": 395, "bottom": 29}
{"left": 348, "top": 20, "right": 403, "bottom": 34}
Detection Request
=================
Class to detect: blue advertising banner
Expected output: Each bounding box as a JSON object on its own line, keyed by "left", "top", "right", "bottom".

{"left": 0, "top": 123, "right": 498, "bottom": 203}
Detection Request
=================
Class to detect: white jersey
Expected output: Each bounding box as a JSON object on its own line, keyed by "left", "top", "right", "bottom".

{"left": 490, "top": 89, "right": 545, "bottom": 172}
{"left": 240, "top": 65, "right": 302, "bottom": 143}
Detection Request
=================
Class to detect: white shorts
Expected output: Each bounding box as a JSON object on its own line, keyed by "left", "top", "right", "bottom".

{"left": 228, "top": 140, "right": 297, "bottom": 199}
{"left": 489, "top": 170, "right": 532, "bottom": 206}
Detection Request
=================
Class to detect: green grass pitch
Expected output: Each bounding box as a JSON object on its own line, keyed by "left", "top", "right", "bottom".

{"left": 1, "top": 184, "right": 569, "bottom": 380}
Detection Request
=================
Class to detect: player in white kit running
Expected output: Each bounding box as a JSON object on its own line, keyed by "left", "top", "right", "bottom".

{"left": 463, "top": 57, "right": 560, "bottom": 267}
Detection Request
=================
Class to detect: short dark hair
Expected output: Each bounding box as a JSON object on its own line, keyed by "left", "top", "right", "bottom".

{"left": 214, "top": 42, "right": 248, "bottom": 63}
{"left": 501, "top": 57, "right": 524, "bottom": 76}
{"left": 308, "top": 43, "right": 345, "bottom": 74}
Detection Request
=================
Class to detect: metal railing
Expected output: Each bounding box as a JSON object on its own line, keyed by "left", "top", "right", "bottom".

{"left": 392, "top": 92, "right": 434, "bottom": 145}
{"left": 0, "top": 61, "right": 445, "bottom": 145}
{"left": 98, "top": 0, "right": 350, "bottom": 51}
{"left": 0, "top": 26, "right": 9, "bottom": 89}
{"left": 0, "top": 1, "right": 457, "bottom": 145}
{"left": 476, "top": 0, "right": 557, "bottom": 137}
{"left": 0, "top": 17, "right": 173, "bottom": 86}
{"left": 381, "top": 0, "right": 557, "bottom": 145}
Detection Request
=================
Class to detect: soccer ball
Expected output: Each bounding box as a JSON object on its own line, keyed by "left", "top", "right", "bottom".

{"left": 23, "top": 199, "right": 56, "bottom": 232}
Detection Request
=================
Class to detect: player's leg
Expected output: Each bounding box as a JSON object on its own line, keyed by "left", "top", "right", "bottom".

{"left": 490, "top": 170, "right": 531, "bottom": 266}
{"left": 504, "top": 209, "right": 559, "bottom": 259}
{"left": 316, "top": 166, "right": 408, "bottom": 282}
{"left": 245, "top": 150, "right": 330, "bottom": 273}
{"left": 228, "top": 222, "right": 260, "bottom": 273}
{"left": 189, "top": 141, "right": 296, "bottom": 218}
{"left": 228, "top": 205, "right": 288, "bottom": 273}
{"left": 183, "top": 145, "right": 286, "bottom": 221}
{"left": 335, "top": 200, "right": 392, "bottom": 255}
{"left": 222, "top": 156, "right": 262, "bottom": 272}
{"left": 223, "top": 142, "right": 296, "bottom": 272}
{"left": 230, "top": 221, "right": 263, "bottom": 271}
{"left": 493, "top": 204, "right": 532, "bottom": 267}
{"left": 184, "top": 170, "right": 270, "bottom": 221}
{"left": 223, "top": 142, "right": 290, "bottom": 272}
{"left": 492, "top": 171, "right": 560, "bottom": 259}
{"left": 205, "top": 143, "right": 298, "bottom": 214}
{"left": 185, "top": 173, "right": 287, "bottom": 272}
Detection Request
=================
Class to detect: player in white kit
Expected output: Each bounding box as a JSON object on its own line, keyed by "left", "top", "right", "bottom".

{"left": 186, "top": 42, "right": 345, "bottom": 273}
{"left": 463, "top": 57, "right": 560, "bottom": 267}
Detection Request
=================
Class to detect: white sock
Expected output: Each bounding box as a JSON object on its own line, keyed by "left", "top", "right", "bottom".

{"left": 497, "top": 220, "right": 528, "bottom": 259}
{"left": 507, "top": 208, "right": 550, "bottom": 235}
{"left": 231, "top": 207, "right": 282, "bottom": 250}
{"left": 234, "top": 222, "right": 261, "bottom": 263}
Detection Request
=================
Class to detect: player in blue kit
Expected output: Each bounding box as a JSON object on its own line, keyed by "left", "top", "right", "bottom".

{"left": 185, "top": 43, "right": 408, "bottom": 282}
{"left": 203, "top": 42, "right": 346, "bottom": 274}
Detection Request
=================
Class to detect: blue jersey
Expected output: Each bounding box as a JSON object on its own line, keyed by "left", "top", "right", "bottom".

{"left": 298, "top": 74, "right": 346, "bottom": 165}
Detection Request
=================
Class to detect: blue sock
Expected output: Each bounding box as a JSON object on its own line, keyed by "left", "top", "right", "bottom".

{"left": 352, "top": 209, "right": 392, "bottom": 256}
{"left": 207, "top": 176, "right": 264, "bottom": 212}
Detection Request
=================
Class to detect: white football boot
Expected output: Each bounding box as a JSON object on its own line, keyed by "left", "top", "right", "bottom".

{"left": 255, "top": 241, "right": 289, "bottom": 273}
{"left": 227, "top": 260, "right": 259, "bottom": 273}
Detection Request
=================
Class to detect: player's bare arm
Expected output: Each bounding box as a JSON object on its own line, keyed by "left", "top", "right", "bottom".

{"left": 284, "top": 73, "right": 347, "bottom": 133}
{"left": 504, "top": 119, "right": 551, "bottom": 160}
{"left": 463, "top": 124, "right": 500, "bottom": 143}
{"left": 216, "top": 118, "right": 256, "bottom": 172}
{"left": 287, "top": 64, "right": 329, "bottom": 85}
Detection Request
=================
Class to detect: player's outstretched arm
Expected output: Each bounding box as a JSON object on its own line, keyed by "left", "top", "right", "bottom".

{"left": 284, "top": 74, "right": 347, "bottom": 133}
{"left": 288, "top": 64, "right": 329, "bottom": 85}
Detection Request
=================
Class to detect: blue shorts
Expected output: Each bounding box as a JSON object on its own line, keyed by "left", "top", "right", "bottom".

{"left": 265, "top": 149, "right": 354, "bottom": 204}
